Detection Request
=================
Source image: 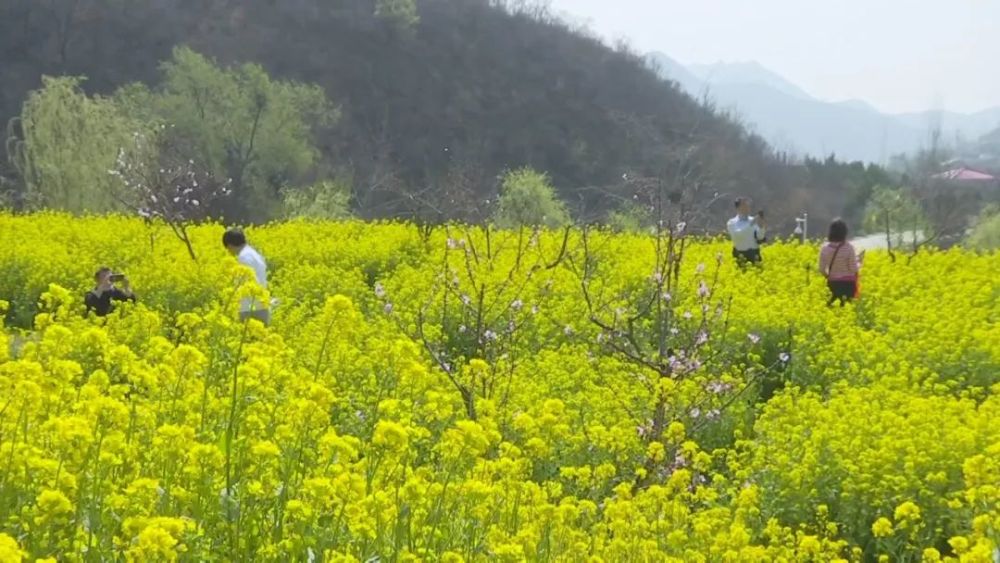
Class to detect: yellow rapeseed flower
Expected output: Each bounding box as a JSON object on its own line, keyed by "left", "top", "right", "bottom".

{"left": 0, "top": 533, "right": 24, "bottom": 563}
{"left": 872, "top": 517, "right": 894, "bottom": 538}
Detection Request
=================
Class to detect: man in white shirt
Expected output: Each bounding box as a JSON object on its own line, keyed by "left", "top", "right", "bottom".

{"left": 726, "top": 197, "right": 767, "bottom": 266}
{"left": 223, "top": 228, "right": 270, "bottom": 325}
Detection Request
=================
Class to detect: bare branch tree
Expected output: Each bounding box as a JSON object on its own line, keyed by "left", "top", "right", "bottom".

{"left": 570, "top": 160, "right": 784, "bottom": 491}
{"left": 109, "top": 130, "right": 231, "bottom": 261}
{"left": 378, "top": 223, "right": 570, "bottom": 420}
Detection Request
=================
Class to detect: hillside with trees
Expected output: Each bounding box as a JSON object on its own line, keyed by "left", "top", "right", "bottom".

{"left": 1, "top": 0, "right": 892, "bottom": 230}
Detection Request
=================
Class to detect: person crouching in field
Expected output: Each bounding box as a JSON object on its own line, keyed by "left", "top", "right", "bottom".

{"left": 819, "top": 218, "right": 864, "bottom": 307}
{"left": 85, "top": 267, "right": 136, "bottom": 317}
{"left": 223, "top": 228, "right": 270, "bottom": 326}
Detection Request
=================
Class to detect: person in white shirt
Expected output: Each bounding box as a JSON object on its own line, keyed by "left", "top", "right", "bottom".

{"left": 726, "top": 197, "right": 767, "bottom": 266}
{"left": 223, "top": 228, "right": 270, "bottom": 325}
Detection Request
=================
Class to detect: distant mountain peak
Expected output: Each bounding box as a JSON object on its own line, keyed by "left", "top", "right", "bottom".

{"left": 686, "top": 60, "right": 815, "bottom": 101}
{"left": 644, "top": 52, "right": 704, "bottom": 95}
{"left": 646, "top": 51, "right": 998, "bottom": 163}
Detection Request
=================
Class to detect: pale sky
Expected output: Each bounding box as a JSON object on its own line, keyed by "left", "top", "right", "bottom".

{"left": 547, "top": 0, "right": 999, "bottom": 114}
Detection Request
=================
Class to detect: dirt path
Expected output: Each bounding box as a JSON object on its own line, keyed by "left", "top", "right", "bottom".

{"left": 851, "top": 231, "right": 925, "bottom": 251}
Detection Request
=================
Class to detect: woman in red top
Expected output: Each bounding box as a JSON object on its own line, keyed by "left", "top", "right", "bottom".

{"left": 818, "top": 218, "right": 863, "bottom": 307}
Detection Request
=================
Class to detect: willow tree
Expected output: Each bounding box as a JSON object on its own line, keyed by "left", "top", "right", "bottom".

{"left": 8, "top": 76, "right": 144, "bottom": 213}
{"left": 493, "top": 168, "right": 570, "bottom": 229}
{"left": 967, "top": 205, "right": 1000, "bottom": 251}
{"left": 863, "top": 185, "right": 929, "bottom": 259}
{"left": 115, "top": 47, "right": 337, "bottom": 222}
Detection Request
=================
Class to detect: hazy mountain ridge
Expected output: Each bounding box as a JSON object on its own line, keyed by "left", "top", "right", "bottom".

{"left": 647, "top": 52, "right": 1000, "bottom": 163}
{"left": 687, "top": 61, "right": 814, "bottom": 101}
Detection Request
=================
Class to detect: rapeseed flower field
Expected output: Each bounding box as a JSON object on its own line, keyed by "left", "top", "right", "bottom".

{"left": 0, "top": 213, "right": 997, "bottom": 562}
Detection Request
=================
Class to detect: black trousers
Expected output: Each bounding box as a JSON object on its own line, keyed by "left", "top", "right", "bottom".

{"left": 827, "top": 280, "right": 857, "bottom": 306}
{"left": 733, "top": 248, "right": 762, "bottom": 266}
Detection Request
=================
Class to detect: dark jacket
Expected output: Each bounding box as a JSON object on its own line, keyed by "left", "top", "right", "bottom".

{"left": 84, "top": 288, "right": 135, "bottom": 317}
